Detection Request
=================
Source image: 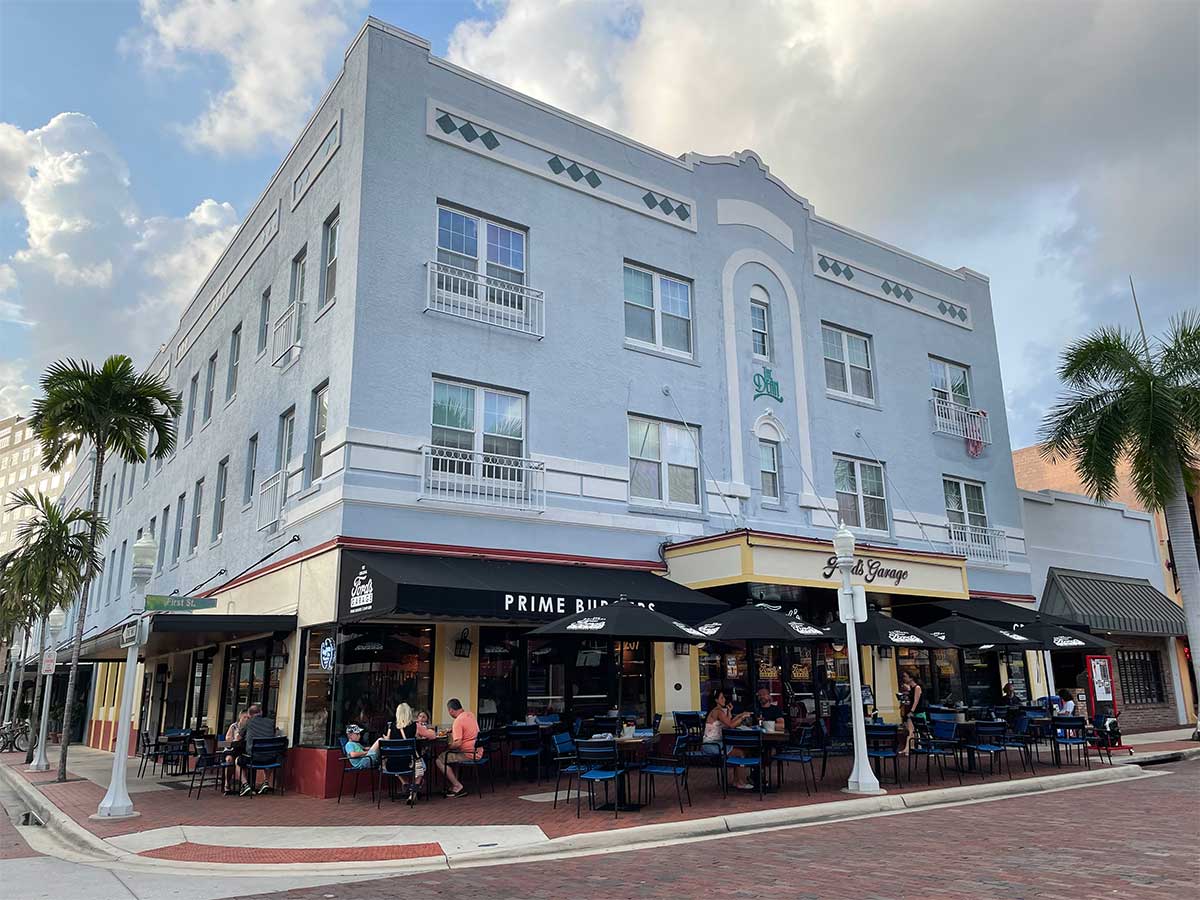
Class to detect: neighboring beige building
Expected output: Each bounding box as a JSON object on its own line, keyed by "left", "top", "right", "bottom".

{"left": 0, "top": 414, "right": 74, "bottom": 554}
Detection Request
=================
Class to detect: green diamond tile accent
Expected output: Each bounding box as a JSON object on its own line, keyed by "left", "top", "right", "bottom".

{"left": 675, "top": 204, "right": 690, "bottom": 221}
{"left": 958, "top": 308, "right": 968, "bottom": 321}
{"left": 938, "top": 301, "right": 949, "bottom": 315}
{"left": 548, "top": 156, "right": 565, "bottom": 174}
{"left": 844, "top": 267, "right": 853, "bottom": 280}
{"left": 902, "top": 287, "right": 913, "bottom": 302}
{"left": 659, "top": 197, "right": 674, "bottom": 214}
{"left": 881, "top": 280, "right": 892, "bottom": 294}
{"left": 584, "top": 170, "right": 602, "bottom": 188}
{"left": 831, "top": 262, "right": 843, "bottom": 277}
{"left": 819, "top": 256, "right": 831, "bottom": 272}
{"left": 480, "top": 130, "right": 500, "bottom": 150}
{"left": 566, "top": 162, "right": 584, "bottom": 181}
{"left": 643, "top": 191, "right": 659, "bottom": 209}
{"left": 436, "top": 113, "right": 457, "bottom": 134}
{"left": 458, "top": 122, "right": 479, "bottom": 143}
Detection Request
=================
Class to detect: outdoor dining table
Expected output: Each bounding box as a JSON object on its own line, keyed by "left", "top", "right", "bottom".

{"left": 581, "top": 735, "right": 654, "bottom": 812}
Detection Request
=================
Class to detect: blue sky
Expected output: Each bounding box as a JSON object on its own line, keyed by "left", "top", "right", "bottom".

{"left": 1, "top": 1, "right": 1196, "bottom": 448}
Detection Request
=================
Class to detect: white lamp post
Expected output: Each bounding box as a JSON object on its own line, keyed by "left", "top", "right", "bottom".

{"left": 96, "top": 532, "right": 155, "bottom": 819}
{"left": 28, "top": 606, "right": 67, "bottom": 771}
{"left": 834, "top": 523, "right": 883, "bottom": 795}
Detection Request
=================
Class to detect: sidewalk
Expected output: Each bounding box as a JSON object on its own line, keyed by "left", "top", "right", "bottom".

{"left": 2, "top": 735, "right": 1188, "bottom": 873}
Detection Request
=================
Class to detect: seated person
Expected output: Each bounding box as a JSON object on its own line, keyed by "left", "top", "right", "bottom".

{"left": 237, "top": 703, "right": 281, "bottom": 796}
{"left": 388, "top": 704, "right": 427, "bottom": 802}
{"left": 1055, "top": 688, "right": 1077, "bottom": 716}
{"left": 755, "top": 687, "right": 786, "bottom": 731}
{"left": 435, "top": 699, "right": 480, "bottom": 799}
{"left": 414, "top": 710, "right": 438, "bottom": 739}
{"left": 343, "top": 724, "right": 380, "bottom": 768}
{"left": 704, "top": 689, "right": 754, "bottom": 791}
{"left": 223, "top": 709, "right": 249, "bottom": 795}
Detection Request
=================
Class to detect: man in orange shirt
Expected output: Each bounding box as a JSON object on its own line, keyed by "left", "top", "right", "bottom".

{"left": 435, "top": 698, "right": 480, "bottom": 798}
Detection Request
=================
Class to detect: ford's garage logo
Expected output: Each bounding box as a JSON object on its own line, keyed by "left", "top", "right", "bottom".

{"left": 349, "top": 565, "right": 375, "bottom": 611}
{"left": 788, "top": 621, "right": 823, "bottom": 636}
{"left": 673, "top": 621, "right": 704, "bottom": 637}
{"left": 888, "top": 630, "right": 924, "bottom": 644}
{"left": 999, "top": 629, "right": 1028, "bottom": 642}
{"left": 319, "top": 638, "right": 336, "bottom": 671}
{"left": 567, "top": 616, "right": 607, "bottom": 631}
{"left": 1053, "top": 635, "right": 1085, "bottom": 647}
{"left": 697, "top": 623, "right": 722, "bottom": 636}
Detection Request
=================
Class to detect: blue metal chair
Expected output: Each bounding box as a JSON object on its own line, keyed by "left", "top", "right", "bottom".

{"left": 721, "top": 728, "right": 766, "bottom": 799}
{"left": 773, "top": 725, "right": 817, "bottom": 795}
{"left": 160, "top": 729, "right": 193, "bottom": 776}
{"left": 998, "top": 715, "right": 1037, "bottom": 773}
{"left": 136, "top": 730, "right": 166, "bottom": 778}
{"left": 575, "top": 739, "right": 626, "bottom": 819}
{"left": 506, "top": 724, "right": 543, "bottom": 783}
{"left": 966, "top": 721, "right": 1011, "bottom": 779}
{"left": 640, "top": 734, "right": 691, "bottom": 812}
{"left": 1051, "top": 716, "right": 1091, "bottom": 769}
{"left": 187, "top": 742, "right": 236, "bottom": 799}
{"left": 865, "top": 723, "right": 902, "bottom": 786}
{"left": 550, "top": 731, "right": 586, "bottom": 809}
{"left": 376, "top": 739, "right": 417, "bottom": 807}
{"left": 336, "top": 734, "right": 377, "bottom": 803}
{"left": 909, "top": 719, "right": 963, "bottom": 785}
{"left": 242, "top": 736, "right": 288, "bottom": 795}
{"left": 454, "top": 730, "right": 498, "bottom": 797}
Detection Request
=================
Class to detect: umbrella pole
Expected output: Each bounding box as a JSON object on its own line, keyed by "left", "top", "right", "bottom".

{"left": 870, "top": 649, "right": 877, "bottom": 720}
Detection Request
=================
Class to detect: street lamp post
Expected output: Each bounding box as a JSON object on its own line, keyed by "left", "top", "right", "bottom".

{"left": 28, "top": 606, "right": 67, "bottom": 771}
{"left": 834, "top": 523, "right": 883, "bottom": 795}
{"left": 96, "top": 533, "right": 155, "bottom": 819}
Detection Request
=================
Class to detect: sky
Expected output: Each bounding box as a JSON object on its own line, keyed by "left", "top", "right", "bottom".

{"left": 0, "top": 0, "right": 1196, "bottom": 449}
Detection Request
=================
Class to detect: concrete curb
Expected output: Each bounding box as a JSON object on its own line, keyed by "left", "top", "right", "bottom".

{"left": 1113, "top": 746, "right": 1200, "bottom": 766}
{"left": 0, "top": 762, "right": 122, "bottom": 862}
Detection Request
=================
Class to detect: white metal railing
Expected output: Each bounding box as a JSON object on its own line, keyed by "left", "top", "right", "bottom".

{"left": 931, "top": 397, "right": 992, "bottom": 444}
{"left": 257, "top": 469, "right": 286, "bottom": 531}
{"left": 271, "top": 302, "right": 304, "bottom": 367}
{"left": 420, "top": 446, "right": 545, "bottom": 512}
{"left": 426, "top": 261, "right": 545, "bottom": 339}
{"left": 948, "top": 522, "right": 1009, "bottom": 566}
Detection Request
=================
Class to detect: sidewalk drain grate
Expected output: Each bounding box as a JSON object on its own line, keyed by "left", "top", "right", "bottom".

{"left": 19, "top": 811, "right": 43, "bottom": 827}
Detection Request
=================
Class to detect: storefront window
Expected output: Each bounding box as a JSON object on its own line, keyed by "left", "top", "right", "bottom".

{"left": 297, "top": 626, "right": 335, "bottom": 746}
{"left": 185, "top": 651, "right": 214, "bottom": 732}
{"left": 756, "top": 643, "right": 784, "bottom": 706}
{"left": 617, "top": 641, "right": 651, "bottom": 721}
{"left": 333, "top": 625, "right": 434, "bottom": 739}
{"left": 963, "top": 648, "right": 1000, "bottom": 707}
{"left": 571, "top": 639, "right": 614, "bottom": 720}
{"left": 478, "top": 628, "right": 521, "bottom": 724}
{"left": 699, "top": 641, "right": 749, "bottom": 710}
{"left": 220, "top": 639, "right": 276, "bottom": 731}
{"left": 1003, "top": 650, "right": 1030, "bottom": 701}
{"left": 896, "top": 648, "right": 932, "bottom": 705}
{"left": 527, "top": 638, "right": 567, "bottom": 717}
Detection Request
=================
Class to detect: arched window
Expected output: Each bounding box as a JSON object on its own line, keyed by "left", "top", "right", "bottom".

{"left": 750, "top": 285, "right": 771, "bottom": 360}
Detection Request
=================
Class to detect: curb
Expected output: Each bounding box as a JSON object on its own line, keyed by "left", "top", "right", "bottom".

{"left": 0, "top": 763, "right": 121, "bottom": 862}
{"left": 1113, "top": 746, "right": 1200, "bottom": 766}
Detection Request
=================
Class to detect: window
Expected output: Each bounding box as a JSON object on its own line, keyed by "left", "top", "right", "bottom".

{"left": 277, "top": 409, "right": 296, "bottom": 471}
{"left": 309, "top": 383, "right": 329, "bottom": 483}
{"left": 185, "top": 373, "right": 199, "bottom": 440}
{"left": 834, "top": 456, "right": 888, "bottom": 532}
{"left": 212, "top": 458, "right": 228, "bottom": 541}
{"left": 320, "top": 214, "right": 339, "bottom": 309}
{"left": 116, "top": 462, "right": 126, "bottom": 511}
{"left": 759, "top": 439, "right": 780, "bottom": 501}
{"left": 437, "top": 206, "right": 526, "bottom": 287}
{"left": 226, "top": 325, "right": 241, "bottom": 400}
{"left": 431, "top": 380, "right": 525, "bottom": 474}
{"left": 116, "top": 540, "right": 127, "bottom": 600}
{"left": 944, "top": 477, "right": 988, "bottom": 528}
{"left": 107, "top": 549, "right": 117, "bottom": 603}
{"left": 750, "top": 287, "right": 771, "bottom": 359}
{"left": 822, "top": 325, "right": 874, "bottom": 401}
{"left": 157, "top": 506, "right": 169, "bottom": 571}
{"left": 188, "top": 479, "right": 203, "bottom": 554}
{"left": 1117, "top": 650, "right": 1165, "bottom": 705}
{"left": 289, "top": 249, "right": 307, "bottom": 341}
{"left": 244, "top": 434, "right": 258, "bottom": 504}
{"left": 930, "top": 357, "right": 971, "bottom": 408}
{"left": 203, "top": 352, "right": 218, "bottom": 422}
{"left": 627, "top": 416, "right": 700, "bottom": 507}
{"left": 172, "top": 493, "right": 186, "bottom": 562}
{"left": 143, "top": 431, "right": 153, "bottom": 484}
{"left": 623, "top": 264, "right": 692, "bottom": 356}
{"left": 257, "top": 288, "right": 272, "bottom": 354}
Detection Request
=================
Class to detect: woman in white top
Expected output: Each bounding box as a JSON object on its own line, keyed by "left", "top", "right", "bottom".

{"left": 705, "top": 689, "right": 755, "bottom": 790}
{"left": 1056, "top": 689, "right": 1076, "bottom": 716}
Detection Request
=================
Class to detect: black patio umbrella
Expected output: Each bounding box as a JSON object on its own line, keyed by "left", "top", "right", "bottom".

{"left": 695, "top": 603, "right": 828, "bottom": 642}
{"left": 820, "top": 611, "right": 956, "bottom": 649}
{"left": 1015, "top": 620, "right": 1115, "bottom": 651}
{"left": 924, "top": 614, "right": 1043, "bottom": 649}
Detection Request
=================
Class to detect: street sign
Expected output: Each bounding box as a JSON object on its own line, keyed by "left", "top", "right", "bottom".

{"left": 40, "top": 649, "right": 56, "bottom": 675}
{"left": 837, "top": 584, "right": 867, "bottom": 623}
{"left": 119, "top": 623, "right": 139, "bottom": 648}
{"left": 144, "top": 594, "right": 217, "bottom": 612}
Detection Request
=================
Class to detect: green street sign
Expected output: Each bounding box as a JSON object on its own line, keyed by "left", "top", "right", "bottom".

{"left": 145, "top": 594, "right": 218, "bottom": 612}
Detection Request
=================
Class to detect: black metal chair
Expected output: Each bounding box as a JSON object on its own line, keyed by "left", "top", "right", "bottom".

{"left": 336, "top": 736, "right": 377, "bottom": 803}
{"left": 909, "top": 719, "right": 963, "bottom": 785}
{"left": 505, "top": 724, "right": 543, "bottom": 783}
{"left": 1051, "top": 716, "right": 1091, "bottom": 769}
{"left": 187, "top": 743, "right": 235, "bottom": 798}
{"left": 773, "top": 724, "right": 818, "bottom": 795}
{"left": 865, "top": 723, "right": 902, "bottom": 786}
{"left": 965, "top": 721, "right": 1012, "bottom": 779}
{"left": 550, "top": 731, "right": 586, "bottom": 809}
{"left": 136, "top": 730, "right": 165, "bottom": 778}
{"left": 376, "top": 739, "right": 418, "bottom": 807}
{"left": 160, "top": 730, "right": 193, "bottom": 776}
{"left": 241, "top": 736, "right": 288, "bottom": 795}
{"left": 721, "top": 728, "right": 766, "bottom": 799}
{"left": 453, "top": 729, "right": 497, "bottom": 797}
{"left": 575, "top": 739, "right": 626, "bottom": 819}
{"left": 639, "top": 734, "right": 691, "bottom": 812}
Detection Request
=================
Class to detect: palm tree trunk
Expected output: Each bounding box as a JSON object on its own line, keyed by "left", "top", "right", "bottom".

{"left": 56, "top": 443, "right": 105, "bottom": 782}
{"left": 24, "top": 622, "right": 47, "bottom": 763}
{"left": 1164, "top": 463, "right": 1200, "bottom": 738}
{"left": 4, "top": 629, "right": 29, "bottom": 722}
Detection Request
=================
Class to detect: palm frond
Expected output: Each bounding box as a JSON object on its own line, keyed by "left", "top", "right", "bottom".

{"left": 1057, "top": 327, "right": 1149, "bottom": 389}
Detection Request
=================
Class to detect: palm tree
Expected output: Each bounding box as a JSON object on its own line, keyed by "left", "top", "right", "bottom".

{"left": 29, "top": 355, "right": 181, "bottom": 781}
{"left": 1041, "top": 311, "right": 1200, "bottom": 735}
{"left": 4, "top": 489, "right": 104, "bottom": 763}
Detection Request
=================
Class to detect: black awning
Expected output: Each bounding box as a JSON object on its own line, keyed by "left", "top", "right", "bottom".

{"left": 337, "top": 550, "right": 724, "bottom": 624}
{"left": 77, "top": 613, "right": 297, "bottom": 661}
{"left": 1041, "top": 568, "right": 1186, "bottom": 636}
{"left": 914, "top": 597, "right": 1083, "bottom": 629}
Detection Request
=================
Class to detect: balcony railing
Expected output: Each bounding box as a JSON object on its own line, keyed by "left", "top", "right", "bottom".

{"left": 257, "top": 469, "right": 286, "bottom": 531}
{"left": 271, "top": 302, "right": 304, "bottom": 367}
{"left": 420, "top": 446, "right": 545, "bottom": 512}
{"left": 426, "top": 261, "right": 545, "bottom": 339}
{"left": 948, "top": 522, "right": 1009, "bottom": 566}
{"left": 931, "top": 397, "right": 991, "bottom": 444}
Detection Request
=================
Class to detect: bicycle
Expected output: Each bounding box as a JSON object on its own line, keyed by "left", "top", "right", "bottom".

{"left": 0, "top": 719, "right": 34, "bottom": 753}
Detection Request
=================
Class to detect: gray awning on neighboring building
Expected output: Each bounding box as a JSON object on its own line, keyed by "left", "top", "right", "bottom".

{"left": 1040, "top": 568, "right": 1186, "bottom": 636}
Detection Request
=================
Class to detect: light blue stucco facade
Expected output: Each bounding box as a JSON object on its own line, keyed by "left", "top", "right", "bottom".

{"left": 68, "top": 17, "right": 1033, "bottom": 650}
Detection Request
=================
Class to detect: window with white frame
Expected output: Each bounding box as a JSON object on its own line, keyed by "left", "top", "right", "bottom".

{"left": 288, "top": 249, "right": 307, "bottom": 341}
{"left": 750, "top": 287, "right": 771, "bottom": 360}
{"left": 822, "top": 325, "right": 874, "bottom": 401}
{"left": 759, "top": 439, "right": 780, "bottom": 501}
{"left": 437, "top": 206, "right": 526, "bottom": 286}
{"left": 320, "top": 214, "right": 339, "bottom": 310}
{"left": 309, "top": 383, "right": 329, "bottom": 483}
{"left": 244, "top": 434, "right": 258, "bottom": 504}
{"left": 623, "top": 264, "right": 692, "bottom": 356}
{"left": 185, "top": 373, "right": 199, "bottom": 439}
{"left": 627, "top": 416, "right": 700, "bottom": 508}
{"left": 157, "top": 506, "right": 168, "bottom": 572}
{"left": 834, "top": 456, "right": 888, "bottom": 533}
{"left": 929, "top": 357, "right": 971, "bottom": 408}
{"left": 431, "top": 380, "right": 525, "bottom": 477}
{"left": 226, "top": 325, "right": 241, "bottom": 400}
{"left": 203, "top": 352, "right": 217, "bottom": 422}
{"left": 278, "top": 408, "right": 296, "bottom": 472}
{"left": 943, "top": 477, "right": 988, "bottom": 528}
{"left": 189, "top": 478, "right": 204, "bottom": 554}
{"left": 257, "top": 288, "right": 271, "bottom": 354}
{"left": 212, "top": 458, "right": 228, "bottom": 541}
{"left": 172, "top": 493, "right": 185, "bottom": 563}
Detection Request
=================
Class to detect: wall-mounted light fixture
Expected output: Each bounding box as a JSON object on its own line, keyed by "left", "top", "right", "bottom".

{"left": 453, "top": 628, "right": 473, "bottom": 659}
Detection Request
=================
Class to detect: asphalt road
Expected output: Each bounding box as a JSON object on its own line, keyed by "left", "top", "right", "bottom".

{"left": 249, "top": 758, "right": 1200, "bottom": 900}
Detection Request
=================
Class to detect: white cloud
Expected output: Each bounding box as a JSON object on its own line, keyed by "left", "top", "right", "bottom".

{"left": 127, "top": 0, "right": 366, "bottom": 155}
{"left": 0, "top": 113, "right": 238, "bottom": 415}
{"left": 447, "top": 0, "right": 1199, "bottom": 444}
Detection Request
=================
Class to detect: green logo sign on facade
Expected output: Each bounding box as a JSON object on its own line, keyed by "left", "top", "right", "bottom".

{"left": 753, "top": 366, "right": 783, "bottom": 402}
{"left": 145, "top": 594, "right": 218, "bottom": 612}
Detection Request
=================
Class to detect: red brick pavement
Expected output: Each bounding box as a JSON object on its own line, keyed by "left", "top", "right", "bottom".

{"left": 248, "top": 759, "right": 1200, "bottom": 900}
{"left": 140, "top": 841, "right": 443, "bottom": 863}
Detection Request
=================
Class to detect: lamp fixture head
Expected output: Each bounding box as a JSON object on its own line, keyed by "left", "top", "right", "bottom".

{"left": 832, "top": 522, "right": 856, "bottom": 560}
{"left": 47, "top": 605, "right": 67, "bottom": 636}
{"left": 453, "top": 628, "right": 473, "bottom": 659}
